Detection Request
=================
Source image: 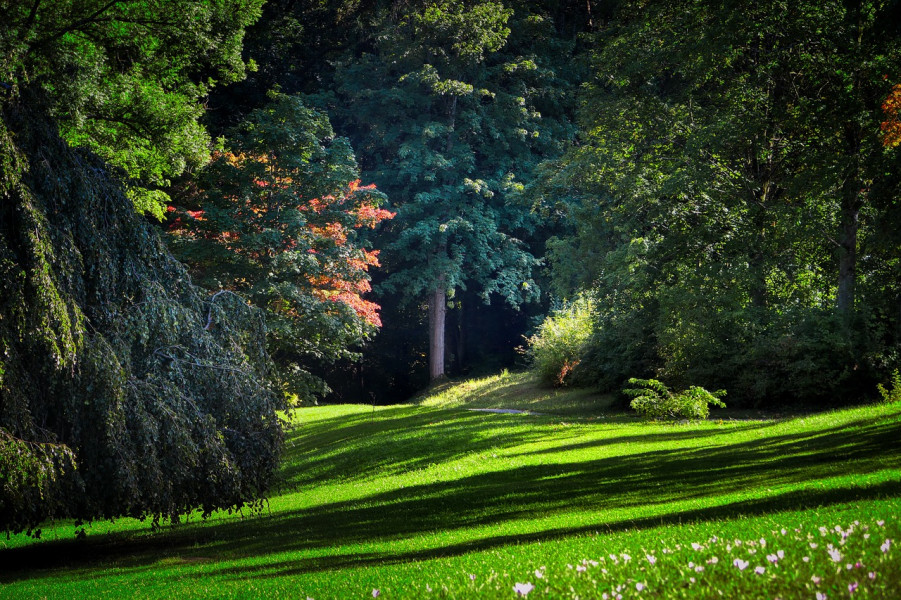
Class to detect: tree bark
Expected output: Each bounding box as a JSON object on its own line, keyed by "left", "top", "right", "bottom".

{"left": 428, "top": 283, "right": 447, "bottom": 381}
{"left": 836, "top": 184, "right": 861, "bottom": 316}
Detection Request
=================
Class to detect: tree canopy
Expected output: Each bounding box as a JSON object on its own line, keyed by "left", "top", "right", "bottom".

{"left": 1, "top": 0, "right": 263, "bottom": 217}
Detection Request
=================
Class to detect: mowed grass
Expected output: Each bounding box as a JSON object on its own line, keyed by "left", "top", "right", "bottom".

{"left": 1, "top": 371, "right": 899, "bottom": 599}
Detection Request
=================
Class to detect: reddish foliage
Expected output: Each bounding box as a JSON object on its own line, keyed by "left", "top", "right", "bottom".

{"left": 169, "top": 156, "right": 394, "bottom": 328}
{"left": 882, "top": 83, "right": 901, "bottom": 148}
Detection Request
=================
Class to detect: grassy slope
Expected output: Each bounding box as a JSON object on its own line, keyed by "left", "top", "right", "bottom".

{"left": 1, "top": 371, "right": 899, "bottom": 598}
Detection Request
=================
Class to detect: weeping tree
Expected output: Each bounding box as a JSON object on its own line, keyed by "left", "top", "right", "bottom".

{"left": 0, "top": 0, "right": 283, "bottom": 534}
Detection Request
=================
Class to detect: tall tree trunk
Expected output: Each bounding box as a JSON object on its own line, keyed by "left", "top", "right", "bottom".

{"left": 455, "top": 300, "right": 466, "bottom": 372}
{"left": 837, "top": 119, "right": 864, "bottom": 316}
{"left": 837, "top": 183, "right": 861, "bottom": 316}
{"left": 428, "top": 282, "right": 447, "bottom": 381}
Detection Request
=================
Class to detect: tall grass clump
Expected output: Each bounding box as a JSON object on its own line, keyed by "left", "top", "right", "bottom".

{"left": 527, "top": 295, "right": 594, "bottom": 386}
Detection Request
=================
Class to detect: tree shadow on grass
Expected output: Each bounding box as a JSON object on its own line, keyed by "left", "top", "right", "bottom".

{"left": 1, "top": 414, "right": 898, "bottom": 582}
{"left": 277, "top": 406, "right": 773, "bottom": 489}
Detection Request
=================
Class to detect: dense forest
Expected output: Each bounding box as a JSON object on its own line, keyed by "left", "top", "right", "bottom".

{"left": 1, "top": 0, "right": 900, "bottom": 533}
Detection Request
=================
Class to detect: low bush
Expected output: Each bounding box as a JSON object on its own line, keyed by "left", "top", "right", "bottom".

{"left": 527, "top": 296, "right": 594, "bottom": 386}
{"left": 877, "top": 369, "right": 901, "bottom": 404}
{"left": 624, "top": 378, "right": 726, "bottom": 420}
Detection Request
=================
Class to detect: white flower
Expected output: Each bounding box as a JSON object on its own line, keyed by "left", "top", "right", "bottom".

{"left": 513, "top": 582, "right": 534, "bottom": 596}
{"left": 534, "top": 570, "right": 544, "bottom": 579}
{"left": 828, "top": 549, "right": 842, "bottom": 562}
{"left": 881, "top": 539, "right": 892, "bottom": 553}
{"left": 733, "top": 559, "right": 749, "bottom": 570}
{"left": 691, "top": 542, "right": 702, "bottom": 551}
{"left": 646, "top": 555, "right": 657, "bottom": 565}
{"left": 636, "top": 583, "right": 645, "bottom": 592}
{"left": 755, "top": 566, "right": 765, "bottom": 575}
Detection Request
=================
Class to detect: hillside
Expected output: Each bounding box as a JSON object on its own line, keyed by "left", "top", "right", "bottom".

{"left": 1, "top": 372, "right": 899, "bottom": 598}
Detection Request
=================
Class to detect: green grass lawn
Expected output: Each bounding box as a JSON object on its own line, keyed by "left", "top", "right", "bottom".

{"left": 2, "top": 371, "right": 899, "bottom": 598}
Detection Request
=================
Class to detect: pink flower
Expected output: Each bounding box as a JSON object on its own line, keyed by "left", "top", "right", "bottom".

{"left": 848, "top": 582, "right": 858, "bottom": 593}
{"left": 513, "top": 582, "right": 534, "bottom": 596}
{"left": 816, "top": 593, "right": 827, "bottom": 600}
{"left": 646, "top": 554, "right": 657, "bottom": 565}
{"left": 469, "top": 574, "right": 476, "bottom": 581}
{"left": 755, "top": 566, "right": 766, "bottom": 575}
{"left": 868, "top": 571, "right": 876, "bottom": 580}
{"left": 811, "top": 576, "right": 822, "bottom": 584}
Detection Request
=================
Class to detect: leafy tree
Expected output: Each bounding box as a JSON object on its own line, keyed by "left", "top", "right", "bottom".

{"left": 319, "top": 1, "right": 584, "bottom": 380}
{"left": 547, "top": 0, "right": 901, "bottom": 403}
{"left": 169, "top": 94, "right": 393, "bottom": 400}
{"left": 0, "top": 0, "right": 282, "bottom": 534}
{"left": 1, "top": 0, "right": 263, "bottom": 217}
{"left": 0, "top": 99, "right": 282, "bottom": 534}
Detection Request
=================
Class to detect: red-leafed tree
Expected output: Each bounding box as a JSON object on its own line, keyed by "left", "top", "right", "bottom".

{"left": 883, "top": 83, "right": 901, "bottom": 148}
{"left": 169, "top": 93, "right": 393, "bottom": 400}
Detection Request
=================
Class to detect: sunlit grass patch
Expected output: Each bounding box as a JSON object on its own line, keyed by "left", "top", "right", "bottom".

{"left": 1, "top": 375, "right": 899, "bottom": 599}
{"left": 418, "top": 370, "right": 615, "bottom": 415}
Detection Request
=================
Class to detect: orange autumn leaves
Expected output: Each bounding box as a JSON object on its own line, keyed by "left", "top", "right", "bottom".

{"left": 882, "top": 83, "right": 901, "bottom": 149}
{"left": 171, "top": 150, "right": 393, "bottom": 327}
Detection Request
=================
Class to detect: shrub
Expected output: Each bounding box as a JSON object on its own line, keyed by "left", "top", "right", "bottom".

{"left": 624, "top": 378, "right": 726, "bottom": 420}
{"left": 527, "top": 296, "right": 595, "bottom": 386}
{"left": 877, "top": 369, "right": 901, "bottom": 404}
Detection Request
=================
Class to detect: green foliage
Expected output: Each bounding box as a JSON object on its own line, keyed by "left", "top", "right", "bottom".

{"left": 624, "top": 378, "right": 726, "bottom": 420}
{"left": 543, "top": 0, "right": 901, "bottom": 405}
{"left": 1, "top": 0, "right": 263, "bottom": 216}
{"left": 526, "top": 296, "right": 594, "bottom": 386}
{"left": 0, "top": 98, "right": 283, "bottom": 534}
{"left": 170, "top": 93, "right": 391, "bottom": 401}
{"left": 877, "top": 370, "right": 901, "bottom": 404}
{"left": 318, "top": 1, "right": 579, "bottom": 307}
